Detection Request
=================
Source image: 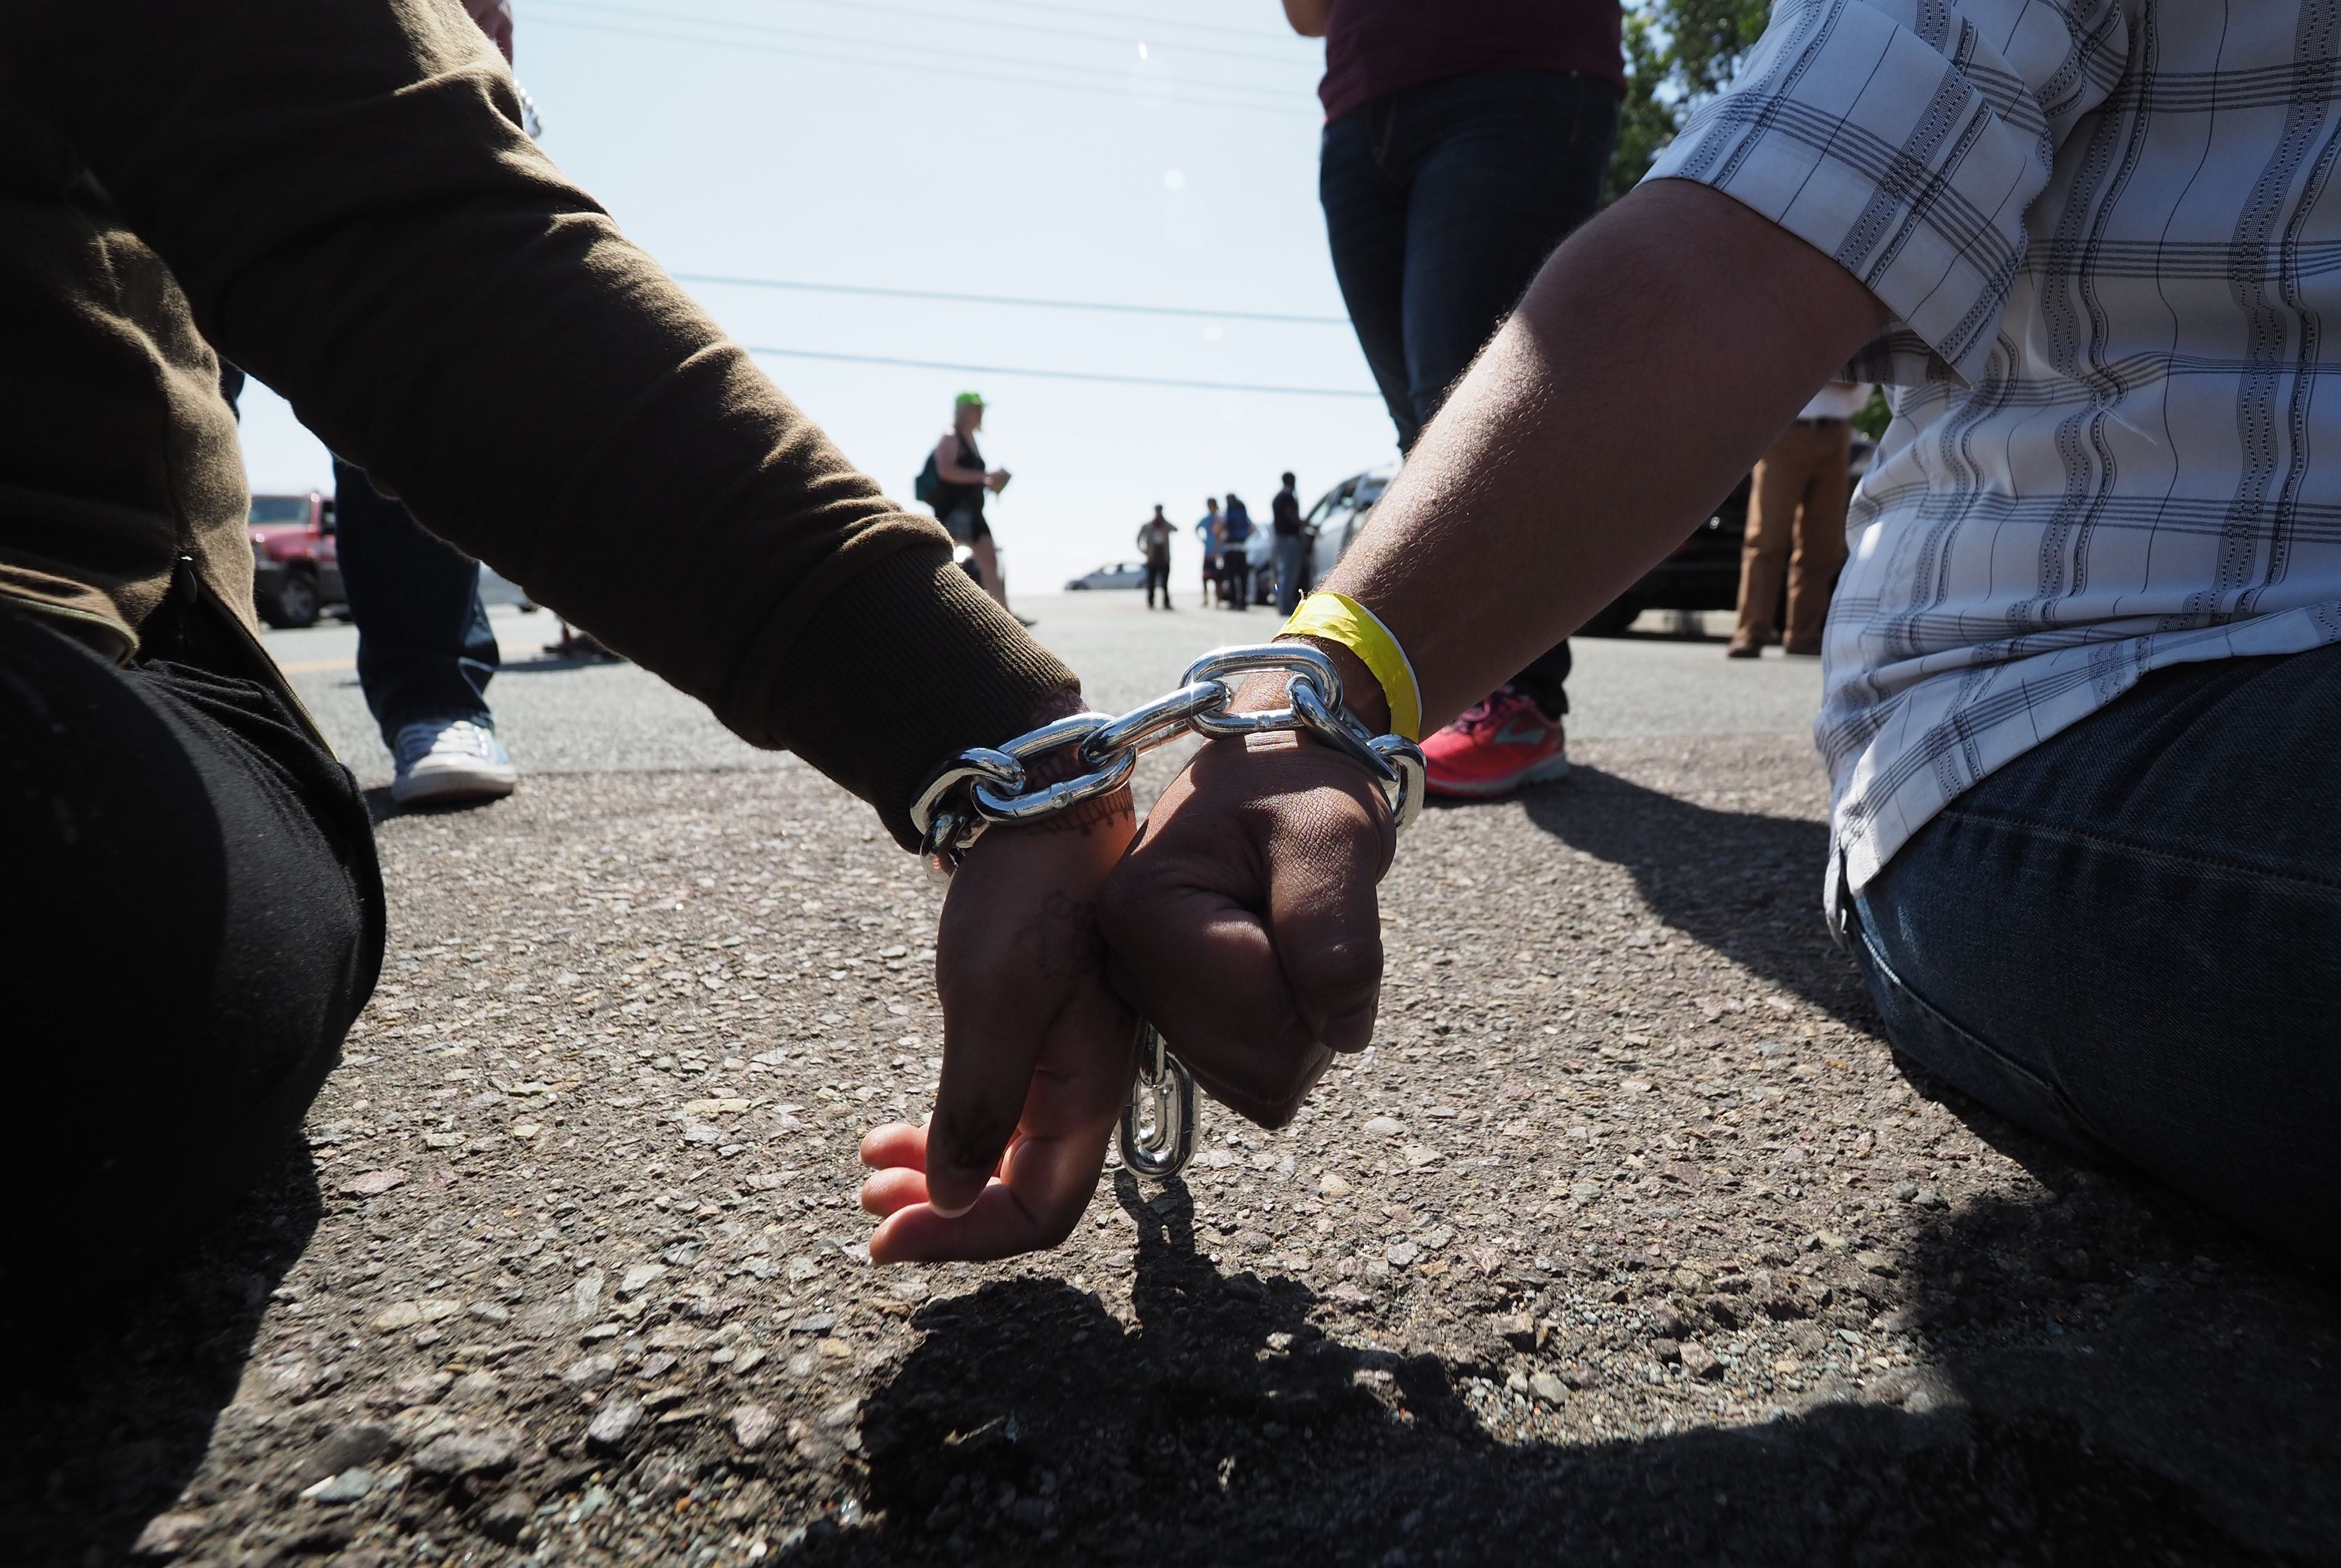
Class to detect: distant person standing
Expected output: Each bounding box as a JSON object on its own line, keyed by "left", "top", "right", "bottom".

{"left": 1218, "top": 493, "right": 1257, "bottom": 610}
{"left": 1196, "top": 497, "right": 1224, "bottom": 606}
{"left": 1270, "top": 470, "right": 1308, "bottom": 614}
{"left": 924, "top": 391, "right": 1012, "bottom": 608}
{"left": 1135, "top": 505, "right": 1176, "bottom": 610}
{"left": 1729, "top": 381, "right": 1870, "bottom": 658}
{"left": 1283, "top": 0, "right": 1621, "bottom": 796}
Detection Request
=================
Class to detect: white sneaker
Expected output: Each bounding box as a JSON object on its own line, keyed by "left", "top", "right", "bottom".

{"left": 391, "top": 720, "right": 518, "bottom": 805}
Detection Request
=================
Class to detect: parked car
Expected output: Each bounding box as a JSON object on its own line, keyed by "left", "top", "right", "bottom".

{"left": 1301, "top": 466, "right": 1399, "bottom": 593}
{"left": 1302, "top": 438, "right": 1875, "bottom": 635}
{"left": 1065, "top": 561, "right": 1148, "bottom": 591}
{"left": 1578, "top": 432, "right": 1877, "bottom": 634}
{"left": 248, "top": 491, "right": 347, "bottom": 628}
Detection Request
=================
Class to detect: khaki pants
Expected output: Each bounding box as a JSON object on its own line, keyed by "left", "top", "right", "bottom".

{"left": 1733, "top": 418, "right": 1852, "bottom": 652}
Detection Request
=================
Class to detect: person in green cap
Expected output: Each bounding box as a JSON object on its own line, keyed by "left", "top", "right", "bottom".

{"left": 928, "top": 391, "right": 1013, "bottom": 608}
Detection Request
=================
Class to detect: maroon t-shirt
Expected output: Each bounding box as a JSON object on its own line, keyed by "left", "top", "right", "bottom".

{"left": 1317, "top": 0, "right": 1624, "bottom": 123}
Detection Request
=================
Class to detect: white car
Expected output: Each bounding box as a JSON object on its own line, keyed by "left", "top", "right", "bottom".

{"left": 1065, "top": 561, "right": 1148, "bottom": 591}
{"left": 1303, "top": 465, "right": 1401, "bottom": 589}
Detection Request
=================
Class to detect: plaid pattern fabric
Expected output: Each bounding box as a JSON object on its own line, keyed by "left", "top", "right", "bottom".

{"left": 1650, "top": 0, "right": 2341, "bottom": 893}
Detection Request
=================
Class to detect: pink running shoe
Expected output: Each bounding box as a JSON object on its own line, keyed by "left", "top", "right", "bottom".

{"left": 1422, "top": 686, "right": 1570, "bottom": 798}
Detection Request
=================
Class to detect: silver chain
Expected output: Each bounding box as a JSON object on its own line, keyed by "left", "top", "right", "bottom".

{"left": 908, "top": 642, "right": 1428, "bottom": 1181}
{"left": 911, "top": 641, "right": 1425, "bottom": 869}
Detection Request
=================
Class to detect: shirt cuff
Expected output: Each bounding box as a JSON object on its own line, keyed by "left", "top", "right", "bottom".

{"left": 1643, "top": 0, "right": 2068, "bottom": 388}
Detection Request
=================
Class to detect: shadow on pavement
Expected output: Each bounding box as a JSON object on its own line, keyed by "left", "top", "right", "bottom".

{"left": 0, "top": 1150, "right": 322, "bottom": 1566}
{"left": 1511, "top": 766, "right": 1867, "bottom": 1029}
{"left": 789, "top": 1173, "right": 2339, "bottom": 1566}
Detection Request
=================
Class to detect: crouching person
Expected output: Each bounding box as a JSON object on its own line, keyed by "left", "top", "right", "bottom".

{"left": 1, "top": 0, "right": 1138, "bottom": 1295}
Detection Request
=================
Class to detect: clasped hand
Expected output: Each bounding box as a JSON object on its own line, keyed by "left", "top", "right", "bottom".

{"left": 857, "top": 729, "right": 1395, "bottom": 1262}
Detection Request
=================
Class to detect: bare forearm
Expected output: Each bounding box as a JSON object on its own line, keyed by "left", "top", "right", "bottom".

{"left": 1322, "top": 180, "right": 1885, "bottom": 730}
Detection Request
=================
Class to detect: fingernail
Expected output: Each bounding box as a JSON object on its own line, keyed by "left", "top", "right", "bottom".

{"left": 926, "top": 1178, "right": 979, "bottom": 1220}
{"left": 1323, "top": 998, "right": 1378, "bottom": 1054}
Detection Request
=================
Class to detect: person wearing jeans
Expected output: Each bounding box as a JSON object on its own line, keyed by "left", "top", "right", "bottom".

{"left": 334, "top": 459, "right": 517, "bottom": 804}
{"left": 1271, "top": 470, "right": 1309, "bottom": 615}
{"left": 1290, "top": 0, "right": 1620, "bottom": 797}
{"left": 1086, "top": 0, "right": 2341, "bottom": 1264}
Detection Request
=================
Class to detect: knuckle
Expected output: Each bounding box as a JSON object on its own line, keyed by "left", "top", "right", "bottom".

{"left": 1284, "top": 932, "right": 1383, "bottom": 999}
{"left": 928, "top": 1102, "right": 1016, "bottom": 1173}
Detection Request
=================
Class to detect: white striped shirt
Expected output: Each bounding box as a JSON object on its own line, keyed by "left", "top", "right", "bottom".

{"left": 1649, "top": 0, "right": 2341, "bottom": 894}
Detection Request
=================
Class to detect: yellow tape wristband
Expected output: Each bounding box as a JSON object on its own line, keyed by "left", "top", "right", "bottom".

{"left": 1277, "top": 592, "right": 1423, "bottom": 742}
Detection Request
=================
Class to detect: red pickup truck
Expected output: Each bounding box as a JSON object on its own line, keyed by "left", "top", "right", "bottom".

{"left": 248, "top": 491, "right": 348, "bottom": 628}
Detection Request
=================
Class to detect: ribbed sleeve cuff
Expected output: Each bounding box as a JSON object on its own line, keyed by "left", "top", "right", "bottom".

{"left": 770, "top": 543, "right": 1079, "bottom": 850}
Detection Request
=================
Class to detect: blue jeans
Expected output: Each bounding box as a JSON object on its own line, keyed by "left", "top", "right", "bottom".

{"left": 1320, "top": 67, "right": 1615, "bottom": 717}
{"left": 1273, "top": 534, "right": 1310, "bottom": 616}
{"left": 1850, "top": 645, "right": 2341, "bottom": 1258}
{"left": 332, "top": 459, "right": 498, "bottom": 748}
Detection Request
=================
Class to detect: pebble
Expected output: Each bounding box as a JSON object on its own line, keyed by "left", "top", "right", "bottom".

{"left": 389, "top": 1372, "right": 451, "bottom": 1407}
{"left": 468, "top": 1301, "right": 510, "bottom": 1325}
{"left": 562, "top": 1354, "right": 618, "bottom": 1389}
{"left": 480, "top": 1490, "right": 536, "bottom": 1544}
{"left": 1854, "top": 1249, "right": 1899, "bottom": 1277}
{"left": 1400, "top": 1144, "right": 1444, "bottom": 1170}
{"left": 586, "top": 1398, "right": 643, "bottom": 1451}
{"left": 1680, "top": 1343, "right": 1724, "bottom": 1380}
{"left": 1385, "top": 1242, "right": 1420, "bottom": 1267}
{"left": 569, "top": 1270, "right": 606, "bottom": 1323}
{"left": 339, "top": 1168, "right": 407, "bottom": 1198}
{"left": 368, "top": 1302, "right": 422, "bottom": 1333}
{"left": 618, "top": 1263, "right": 667, "bottom": 1297}
{"left": 411, "top": 1431, "right": 517, "bottom": 1478}
{"left": 298, "top": 1423, "right": 392, "bottom": 1485}
{"left": 729, "top": 1402, "right": 780, "bottom": 1451}
{"left": 1362, "top": 1116, "right": 1405, "bottom": 1139}
{"left": 300, "top": 1468, "right": 375, "bottom": 1505}
{"left": 129, "top": 1512, "right": 207, "bottom": 1559}
{"left": 1316, "top": 1172, "right": 1352, "bottom": 1198}
{"left": 1529, "top": 1372, "right": 1570, "bottom": 1405}
{"left": 788, "top": 1312, "right": 836, "bottom": 1335}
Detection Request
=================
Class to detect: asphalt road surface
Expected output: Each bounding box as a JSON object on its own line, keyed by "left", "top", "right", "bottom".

{"left": 8, "top": 591, "right": 2335, "bottom": 1566}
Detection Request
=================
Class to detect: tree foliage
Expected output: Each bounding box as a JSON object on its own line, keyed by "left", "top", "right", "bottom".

{"left": 1603, "top": 0, "right": 1779, "bottom": 206}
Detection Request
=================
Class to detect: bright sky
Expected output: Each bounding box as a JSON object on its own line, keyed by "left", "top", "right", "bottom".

{"left": 234, "top": 0, "right": 1402, "bottom": 592}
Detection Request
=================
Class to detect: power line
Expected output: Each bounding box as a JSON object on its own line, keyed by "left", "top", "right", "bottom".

{"left": 527, "top": 13, "right": 1314, "bottom": 116}
{"left": 743, "top": 343, "right": 1378, "bottom": 398}
{"left": 676, "top": 271, "right": 1351, "bottom": 326}
{"left": 726, "top": 0, "right": 1317, "bottom": 70}
{"left": 956, "top": 0, "right": 1295, "bottom": 44}
{"left": 527, "top": 6, "right": 1310, "bottom": 112}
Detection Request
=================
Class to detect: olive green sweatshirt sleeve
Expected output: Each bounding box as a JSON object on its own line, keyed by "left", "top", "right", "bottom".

{"left": 1, "top": 0, "right": 1075, "bottom": 847}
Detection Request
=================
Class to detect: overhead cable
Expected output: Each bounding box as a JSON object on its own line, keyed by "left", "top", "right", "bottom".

{"left": 676, "top": 272, "right": 1350, "bottom": 326}
{"left": 743, "top": 344, "right": 1378, "bottom": 398}
{"left": 663, "top": 0, "right": 1316, "bottom": 69}
{"left": 953, "top": 0, "right": 1295, "bottom": 44}
{"left": 527, "top": 9, "right": 1312, "bottom": 115}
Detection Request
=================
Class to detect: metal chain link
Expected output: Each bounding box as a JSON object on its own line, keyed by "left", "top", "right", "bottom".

{"left": 908, "top": 642, "right": 1428, "bottom": 1181}
{"left": 911, "top": 641, "right": 1426, "bottom": 871}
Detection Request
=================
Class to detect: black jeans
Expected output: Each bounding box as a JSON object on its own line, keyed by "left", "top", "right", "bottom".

{"left": 0, "top": 597, "right": 383, "bottom": 1292}
{"left": 1851, "top": 646, "right": 2341, "bottom": 1260}
{"left": 1143, "top": 560, "right": 1171, "bottom": 608}
{"left": 334, "top": 459, "right": 498, "bottom": 749}
{"left": 1320, "top": 68, "right": 1618, "bottom": 718}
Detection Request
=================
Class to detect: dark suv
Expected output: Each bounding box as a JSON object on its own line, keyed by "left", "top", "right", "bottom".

{"left": 248, "top": 491, "right": 347, "bottom": 628}
{"left": 1303, "top": 438, "right": 1875, "bottom": 636}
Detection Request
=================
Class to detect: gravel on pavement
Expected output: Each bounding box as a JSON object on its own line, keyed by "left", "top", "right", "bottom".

{"left": 5, "top": 599, "right": 2336, "bottom": 1567}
